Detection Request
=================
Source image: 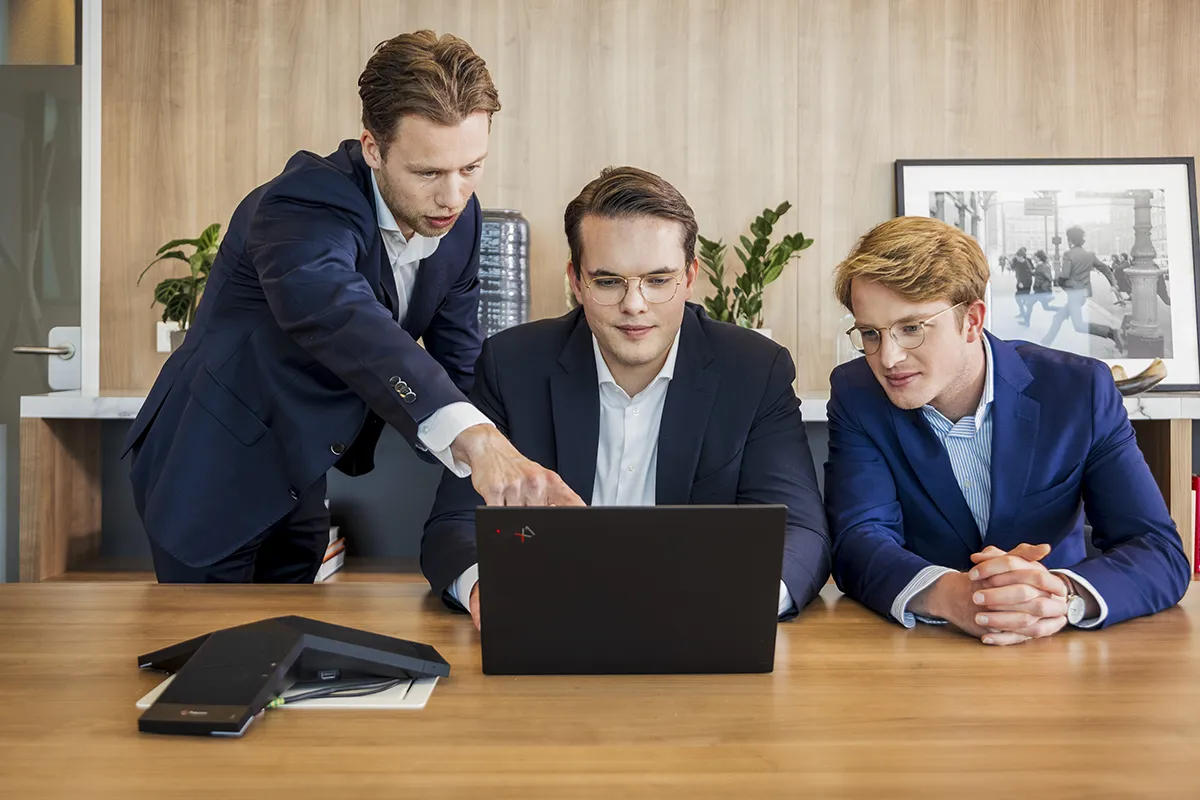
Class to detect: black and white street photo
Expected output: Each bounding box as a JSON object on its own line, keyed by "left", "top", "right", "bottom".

{"left": 896, "top": 159, "right": 1200, "bottom": 389}
{"left": 928, "top": 189, "right": 1171, "bottom": 360}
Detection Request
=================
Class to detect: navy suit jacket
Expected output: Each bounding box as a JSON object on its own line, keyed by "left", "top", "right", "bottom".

{"left": 420, "top": 304, "right": 833, "bottom": 618}
{"left": 124, "top": 140, "right": 483, "bottom": 567}
{"left": 825, "top": 332, "right": 1190, "bottom": 627}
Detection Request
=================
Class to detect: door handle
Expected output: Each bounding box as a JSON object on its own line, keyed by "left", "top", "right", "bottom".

{"left": 12, "top": 344, "right": 76, "bottom": 359}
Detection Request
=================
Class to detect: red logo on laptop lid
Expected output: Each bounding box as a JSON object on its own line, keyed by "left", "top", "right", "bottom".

{"left": 514, "top": 526, "right": 535, "bottom": 543}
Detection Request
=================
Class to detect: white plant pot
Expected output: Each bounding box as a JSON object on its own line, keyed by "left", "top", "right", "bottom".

{"left": 753, "top": 327, "right": 773, "bottom": 341}
{"left": 169, "top": 328, "right": 187, "bottom": 351}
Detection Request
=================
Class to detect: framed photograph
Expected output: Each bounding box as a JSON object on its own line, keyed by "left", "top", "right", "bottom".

{"left": 895, "top": 158, "right": 1200, "bottom": 391}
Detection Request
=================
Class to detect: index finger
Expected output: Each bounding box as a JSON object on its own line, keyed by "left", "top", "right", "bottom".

{"left": 968, "top": 554, "right": 1046, "bottom": 581}
{"left": 969, "top": 546, "right": 1008, "bottom": 563}
{"left": 1007, "top": 543, "right": 1052, "bottom": 563}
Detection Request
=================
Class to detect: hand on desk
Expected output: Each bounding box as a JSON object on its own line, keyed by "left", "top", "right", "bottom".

{"left": 915, "top": 543, "right": 1068, "bottom": 646}
{"left": 469, "top": 583, "right": 481, "bottom": 631}
{"left": 451, "top": 424, "right": 585, "bottom": 507}
{"left": 967, "top": 543, "right": 1069, "bottom": 643}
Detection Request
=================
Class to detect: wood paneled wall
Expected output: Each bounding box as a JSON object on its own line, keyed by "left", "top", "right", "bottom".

{"left": 100, "top": 0, "right": 1200, "bottom": 393}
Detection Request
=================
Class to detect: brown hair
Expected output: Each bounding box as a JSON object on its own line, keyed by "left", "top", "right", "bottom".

{"left": 358, "top": 31, "right": 500, "bottom": 155}
{"left": 833, "top": 216, "right": 989, "bottom": 316}
{"left": 564, "top": 167, "right": 698, "bottom": 277}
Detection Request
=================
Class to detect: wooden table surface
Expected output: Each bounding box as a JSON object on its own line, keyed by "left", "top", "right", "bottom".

{"left": 0, "top": 581, "right": 1196, "bottom": 799}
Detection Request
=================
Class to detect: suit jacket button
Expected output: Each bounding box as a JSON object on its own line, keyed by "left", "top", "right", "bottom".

{"left": 330, "top": 442, "right": 346, "bottom": 456}
{"left": 288, "top": 487, "right": 299, "bottom": 500}
{"left": 402, "top": 391, "right": 417, "bottom": 404}
{"left": 395, "top": 381, "right": 410, "bottom": 394}
{"left": 388, "top": 376, "right": 402, "bottom": 387}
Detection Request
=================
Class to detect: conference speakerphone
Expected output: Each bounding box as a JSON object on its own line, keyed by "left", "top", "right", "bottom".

{"left": 136, "top": 616, "right": 450, "bottom": 737}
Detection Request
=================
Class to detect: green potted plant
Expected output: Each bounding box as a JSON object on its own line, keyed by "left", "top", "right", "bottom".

{"left": 698, "top": 202, "right": 812, "bottom": 337}
{"left": 138, "top": 223, "right": 221, "bottom": 350}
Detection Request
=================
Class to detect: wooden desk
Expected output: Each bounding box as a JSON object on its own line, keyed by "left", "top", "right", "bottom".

{"left": 0, "top": 583, "right": 1197, "bottom": 798}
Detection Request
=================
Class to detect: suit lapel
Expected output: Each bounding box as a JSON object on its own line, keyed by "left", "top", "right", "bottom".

{"left": 656, "top": 311, "right": 719, "bottom": 505}
{"left": 550, "top": 312, "right": 600, "bottom": 504}
{"left": 402, "top": 252, "right": 450, "bottom": 336}
{"left": 984, "top": 334, "right": 1040, "bottom": 542}
{"left": 889, "top": 403, "right": 982, "bottom": 551}
{"left": 376, "top": 239, "right": 401, "bottom": 321}
{"left": 352, "top": 146, "right": 401, "bottom": 322}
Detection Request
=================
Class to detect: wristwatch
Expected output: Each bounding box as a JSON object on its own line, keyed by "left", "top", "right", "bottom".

{"left": 1058, "top": 573, "right": 1086, "bottom": 626}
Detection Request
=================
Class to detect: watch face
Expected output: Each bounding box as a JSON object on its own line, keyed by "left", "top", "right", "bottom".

{"left": 1067, "top": 595, "right": 1086, "bottom": 625}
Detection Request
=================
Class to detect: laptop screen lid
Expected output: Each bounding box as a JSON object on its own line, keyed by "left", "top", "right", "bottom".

{"left": 474, "top": 505, "right": 786, "bottom": 675}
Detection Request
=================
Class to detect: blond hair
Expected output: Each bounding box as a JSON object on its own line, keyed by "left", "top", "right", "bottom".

{"left": 359, "top": 31, "right": 500, "bottom": 154}
{"left": 833, "top": 216, "right": 988, "bottom": 314}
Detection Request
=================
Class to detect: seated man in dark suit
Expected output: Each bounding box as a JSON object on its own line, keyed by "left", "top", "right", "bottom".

{"left": 826, "top": 216, "right": 1189, "bottom": 646}
{"left": 125, "top": 31, "right": 578, "bottom": 584}
{"left": 422, "top": 167, "right": 832, "bottom": 627}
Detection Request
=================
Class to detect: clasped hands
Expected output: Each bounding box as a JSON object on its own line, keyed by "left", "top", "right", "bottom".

{"left": 916, "top": 543, "right": 1070, "bottom": 646}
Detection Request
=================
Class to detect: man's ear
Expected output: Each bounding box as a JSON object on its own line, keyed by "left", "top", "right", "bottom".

{"left": 566, "top": 261, "right": 585, "bottom": 308}
{"left": 965, "top": 300, "right": 987, "bottom": 341}
{"left": 360, "top": 130, "right": 384, "bottom": 170}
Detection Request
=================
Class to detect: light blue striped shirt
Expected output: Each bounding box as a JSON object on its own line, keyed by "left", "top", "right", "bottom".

{"left": 891, "top": 337, "right": 1106, "bottom": 629}
{"left": 918, "top": 348, "right": 995, "bottom": 539}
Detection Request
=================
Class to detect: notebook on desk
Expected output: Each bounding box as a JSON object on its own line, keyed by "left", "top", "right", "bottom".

{"left": 475, "top": 505, "right": 786, "bottom": 676}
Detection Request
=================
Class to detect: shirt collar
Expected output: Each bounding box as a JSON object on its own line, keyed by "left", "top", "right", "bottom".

{"left": 370, "top": 171, "right": 405, "bottom": 240}
{"left": 592, "top": 328, "right": 682, "bottom": 396}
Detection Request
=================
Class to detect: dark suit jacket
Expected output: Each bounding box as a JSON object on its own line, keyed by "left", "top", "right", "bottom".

{"left": 123, "top": 140, "right": 484, "bottom": 567}
{"left": 421, "top": 304, "right": 832, "bottom": 618}
{"left": 825, "top": 332, "right": 1190, "bottom": 627}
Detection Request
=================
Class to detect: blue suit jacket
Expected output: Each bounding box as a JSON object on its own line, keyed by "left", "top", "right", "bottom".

{"left": 825, "top": 332, "right": 1190, "bottom": 628}
{"left": 420, "top": 304, "right": 833, "bottom": 618}
{"left": 124, "top": 140, "right": 483, "bottom": 567}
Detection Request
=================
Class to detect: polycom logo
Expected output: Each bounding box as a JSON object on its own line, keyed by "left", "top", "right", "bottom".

{"left": 514, "top": 526, "right": 536, "bottom": 543}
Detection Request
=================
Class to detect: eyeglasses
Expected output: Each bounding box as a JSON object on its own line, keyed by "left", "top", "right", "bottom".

{"left": 582, "top": 271, "right": 685, "bottom": 306}
{"left": 846, "top": 302, "right": 964, "bottom": 355}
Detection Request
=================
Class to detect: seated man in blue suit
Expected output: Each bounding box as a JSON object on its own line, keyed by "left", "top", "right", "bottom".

{"left": 125, "top": 31, "right": 580, "bottom": 583}
{"left": 826, "top": 216, "right": 1189, "bottom": 645}
{"left": 421, "top": 167, "right": 832, "bottom": 628}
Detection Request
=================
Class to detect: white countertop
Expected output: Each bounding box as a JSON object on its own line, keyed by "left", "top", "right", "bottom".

{"left": 18, "top": 390, "right": 1200, "bottom": 423}
{"left": 21, "top": 391, "right": 146, "bottom": 420}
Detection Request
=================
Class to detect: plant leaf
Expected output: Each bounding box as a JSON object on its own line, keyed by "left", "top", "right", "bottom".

{"left": 136, "top": 251, "right": 189, "bottom": 284}
{"left": 156, "top": 238, "right": 201, "bottom": 255}
{"left": 199, "top": 223, "right": 222, "bottom": 248}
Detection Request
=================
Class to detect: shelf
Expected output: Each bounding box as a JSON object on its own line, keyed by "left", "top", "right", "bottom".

{"left": 21, "top": 390, "right": 1200, "bottom": 423}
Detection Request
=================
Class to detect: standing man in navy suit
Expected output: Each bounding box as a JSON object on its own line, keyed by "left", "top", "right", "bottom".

{"left": 125, "top": 31, "right": 581, "bottom": 583}
{"left": 826, "top": 216, "right": 1188, "bottom": 645}
{"left": 421, "top": 167, "right": 831, "bottom": 628}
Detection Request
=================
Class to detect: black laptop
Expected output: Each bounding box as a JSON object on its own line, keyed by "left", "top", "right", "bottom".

{"left": 475, "top": 505, "right": 786, "bottom": 675}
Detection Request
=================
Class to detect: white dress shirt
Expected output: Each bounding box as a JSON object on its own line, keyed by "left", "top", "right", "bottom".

{"left": 891, "top": 336, "right": 1106, "bottom": 629}
{"left": 370, "top": 173, "right": 492, "bottom": 477}
{"left": 449, "top": 331, "right": 796, "bottom": 617}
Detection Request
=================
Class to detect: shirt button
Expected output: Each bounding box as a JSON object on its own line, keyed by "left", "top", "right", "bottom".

{"left": 632, "top": 407, "right": 639, "bottom": 415}
{"left": 627, "top": 464, "right": 635, "bottom": 472}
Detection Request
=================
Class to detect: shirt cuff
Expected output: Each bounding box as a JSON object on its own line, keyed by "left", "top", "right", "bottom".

{"left": 778, "top": 580, "right": 795, "bottom": 617}
{"left": 447, "top": 563, "right": 479, "bottom": 611}
{"left": 892, "top": 565, "right": 958, "bottom": 628}
{"left": 1050, "top": 568, "right": 1108, "bottom": 628}
{"left": 417, "top": 402, "right": 494, "bottom": 478}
